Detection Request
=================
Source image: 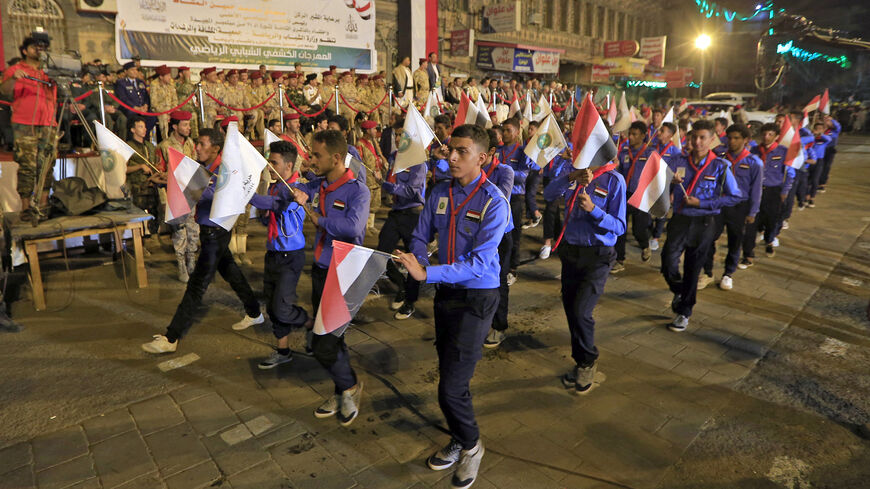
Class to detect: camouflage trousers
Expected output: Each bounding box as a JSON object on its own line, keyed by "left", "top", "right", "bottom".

{"left": 13, "top": 124, "right": 56, "bottom": 201}
{"left": 232, "top": 205, "right": 251, "bottom": 235}
{"left": 171, "top": 213, "right": 200, "bottom": 255}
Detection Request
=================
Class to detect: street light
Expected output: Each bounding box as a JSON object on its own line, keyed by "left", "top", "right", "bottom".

{"left": 695, "top": 34, "right": 711, "bottom": 97}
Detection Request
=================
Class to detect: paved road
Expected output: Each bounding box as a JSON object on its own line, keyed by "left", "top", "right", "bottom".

{"left": 1, "top": 136, "right": 868, "bottom": 489}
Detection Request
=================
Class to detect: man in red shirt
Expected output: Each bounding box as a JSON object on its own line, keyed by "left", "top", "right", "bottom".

{"left": 0, "top": 36, "right": 58, "bottom": 216}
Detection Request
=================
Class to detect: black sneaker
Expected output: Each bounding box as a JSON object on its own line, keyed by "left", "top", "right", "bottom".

{"left": 394, "top": 302, "right": 415, "bottom": 320}
{"left": 765, "top": 244, "right": 775, "bottom": 258}
{"left": 671, "top": 294, "right": 682, "bottom": 314}
{"left": 738, "top": 257, "right": 754, "bottom": 269}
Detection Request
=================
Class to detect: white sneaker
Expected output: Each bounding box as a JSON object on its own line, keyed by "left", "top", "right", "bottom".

{"left": 338, "top": 382, "right": 363, "bottom": 427}
{"left": 719, "top": 275, "right": 733, "bottom": 290}
{"left": 782, "top": 220, "right": 789, "bottom": 230}
{"left": 539, "top": 245, "right": 551, "bottom": 260}
{"left": 772, "top": 237, "right": 780, "bottom": 248}
{"left": 141, "top": 335, "right": 177, "bottom": 354}
{"left": 232, "top": 313, "right": 264, "bottom": 331}
{"left": 649, "top": 238, "right": 660, "bottom": 251}
{"left": 696, "top": 274, "right": 713, "bottom": 290}
{"left": 506, "top": 272, "right": 517, "bottom": 286}
{"left": 452, "top": 440, "right": 485, "bottom": 489}
{"left": 314, "top": 395, "right": 340, "bottom": 418}
{"left": 668, "top": 315, "right": 689, "bottom": 332}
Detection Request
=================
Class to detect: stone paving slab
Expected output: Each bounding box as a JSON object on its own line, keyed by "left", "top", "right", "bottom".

{"left": 3, "top": 138, "right": 868, "bottom": 489}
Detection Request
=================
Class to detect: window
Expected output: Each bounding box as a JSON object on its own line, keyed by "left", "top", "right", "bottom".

{"left": 585, "top": 2, "right": 594, "bottom": 37}
{"left": 596, "top": 6, "right": 605, "bottom": 38}
{"left": 8, "top": 0, "right": 66, "bottom": 53}
{"left": 560, "top": 0, "right": 570, "bottom": 32}
{"left": 543, "top": 1, "right": 554, "bottom": 29}
{"left": 574, "top": 0, "right": 583, "bottom": 34}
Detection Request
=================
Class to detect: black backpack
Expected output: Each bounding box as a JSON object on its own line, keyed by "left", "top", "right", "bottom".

{"left": 49, "top": 177, "right": 108, "bottom": 216}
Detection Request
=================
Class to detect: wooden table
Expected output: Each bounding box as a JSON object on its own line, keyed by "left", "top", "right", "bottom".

{"left": 5, "top": 207, "right": 154, "bottom": 311}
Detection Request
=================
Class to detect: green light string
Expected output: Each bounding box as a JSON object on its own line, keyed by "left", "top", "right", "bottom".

{"left": 776, "top": 40, "right": 852, "bottom": 69}
{"left": 694, "top": 0, "right": 775, "bottom": 22}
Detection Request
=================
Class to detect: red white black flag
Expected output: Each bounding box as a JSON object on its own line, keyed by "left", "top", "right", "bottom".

{"left": 314, "top": 241, "right": 390, "bottom": 336}
{"left": 627, "top": 151, "right": 673, "bottom": 219}
{"left": 571, "top": 93, "right": 617, "bottom": 169}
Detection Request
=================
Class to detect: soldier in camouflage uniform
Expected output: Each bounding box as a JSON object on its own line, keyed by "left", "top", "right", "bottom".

{"left": 338, "top": 71, "right": 359, "bottom": 125}
{"left": 247, "top": 71, "right": 270, "bottom": 141}
{"left": 223, "top": 70, "right": 247, "bottom": 133}
{"left": 200, "top": 67, "right": 223, "bottom": 129}
{"left": 355, "top": 74, "right": 373, "bottom": 121}
{"left": 285, "top": 73, "right": 307, "bottom": 116}
{"left": 319, "top": 71, "right": 337, "bottom": 116}
{"left": 1, "top": 37, "right": 58, "bottom": 215}
{"left": 369, "top": 74, "right": 389, "bottom": 126}
{"left": 126, "top": 116, "right": 161, "bottom": 240}
{"left": 263, "top": 72, "right": 282, "bottom": 123}
{"left": 157, "top": 111, "right": 199, "bottom": 282}
{"left": 356, "top": 120, "right": 385, "bottom": 232}
{"left": 150, "top": 65, "right": 179, "bottom": 141}
{"left": 413, "top": 59, "right": 430, "bottom": 105}
{"left": 174, "top": 67, "right": 199, "bottom": 139}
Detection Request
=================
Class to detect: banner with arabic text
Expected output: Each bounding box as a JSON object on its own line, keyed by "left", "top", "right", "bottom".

{"left": 116, "top": 0, "right": 376, "bottom": 71}
{"left": 476, "top": 44, "right": 560, "bottom": 74}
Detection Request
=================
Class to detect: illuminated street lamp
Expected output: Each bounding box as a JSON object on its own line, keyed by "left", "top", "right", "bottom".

{"left": 695, "top": 34, "right": 712, "bottom": 97}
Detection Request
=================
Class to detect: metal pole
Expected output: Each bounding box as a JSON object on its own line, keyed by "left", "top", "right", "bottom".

{"left": 197, "top": 82, "right": 206, "bottom": 124}
{"left": 549, "top": 92, "right": 553, "bottom": 108}
{"left": 389, "top": 86, "right": 393, "bottom": 114}
{"left": 97, "top": 81, "right": 106, "bottom": 125}
{"left": 699, "top": 52, "right": 706, "bottom": 98}
{"left": 278, "top": 83, "right": 285, "bottom": 129}
{"left": 334, "top": 85, "right": 339, "bottom": 114}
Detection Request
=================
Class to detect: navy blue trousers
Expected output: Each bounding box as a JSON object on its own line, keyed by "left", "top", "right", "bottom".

{"left": 263, "top": 250, "right": 308, "bottom": 339}
{"left": 311, "top": 264, "right": 357, "bottom": 393}
{"left": 559, "top": 244, "right": 614, "bottom": 367}
{"left": 661, "top": 214, "right": 716, "bottom": 318}
{"left": 434, "top": 287, "right": 499, "bottom": 450}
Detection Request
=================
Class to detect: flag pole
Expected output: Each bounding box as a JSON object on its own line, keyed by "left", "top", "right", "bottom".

{"left": 264, "top": 160, "right": 296, "bottom": 192}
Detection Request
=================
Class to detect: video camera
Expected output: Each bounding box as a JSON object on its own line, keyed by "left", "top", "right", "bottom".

{"left": 29, "top": 28, "right": 83, "bottom": 95}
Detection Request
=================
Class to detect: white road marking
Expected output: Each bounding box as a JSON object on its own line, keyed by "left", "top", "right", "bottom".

{"left": 820, "top": 338, "right": 849, "bottom": 358}
{"left": 220, "top": 424, "right": 253, "bottom": 446}
{"left": 157, "top": 353, "right": 201, "bottom": 372}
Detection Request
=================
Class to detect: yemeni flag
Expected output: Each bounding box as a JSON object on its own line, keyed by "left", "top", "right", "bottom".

{"left": 819, "top": 89, "right": 831, "bottom": 115}
{"left": 454, "top": 91, "right": 489, "bottom": 128}
{"left": 677, "top": 98, "right": 688, "bottom": 114}
{"left": 524, "top": 113, "right": 567, "bottom": 168}
{"left": 94, "top": 121, "right": 134, "bottom": 200}
{"left": 777, "top": 116, "right": 804, "bottom": 170}
{"left": 606, "top": 94, "right": 617, "bottom": 126}
{"left": 570, "top": 93, "right": 618, "bottom": 169}
{"left": 314, "top": 241, "right": 390, "bottom": 336}
{"left": 210, "top": 123, "right": 267, "bottom": 230}
{"left": 804, "top": 94, "right": 821, "bottom": 113}
{"left": 800, "top": 111, "right": 810, "bottom": 129}
{"left": 394, "top": 103, "right": 436, "bottom": 173}
{"left": 627, "top": 151, "right": 673, "bottom": 218}
{"left": 165, "top": 147, "right": 211, "bottom": 223}
{"left": 474, "top": 94, "right": 494, "bottom": 128}
{"left": 508, "top": 95, "right": 521, "bottom": 119}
